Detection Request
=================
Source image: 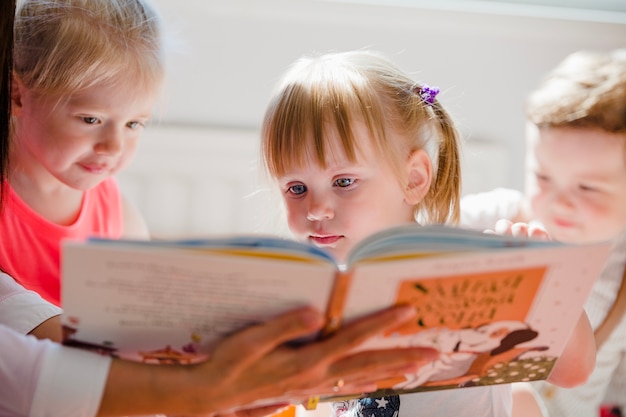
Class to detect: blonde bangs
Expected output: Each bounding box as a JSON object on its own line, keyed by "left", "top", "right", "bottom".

{"left": 262, "top": 61, "right": 386, "bottom": 178}
{"left": 14, "top": 0, "right": 164, "bottom": 97}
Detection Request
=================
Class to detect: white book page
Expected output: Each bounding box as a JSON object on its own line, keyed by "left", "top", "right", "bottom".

{"left": 61, "top": 244, "right": 336, "bottom": 362}
{"left": 344, "top": 244, "right": 608, "bottom": 355}
{"left": 336, "top": 243, "right": 608, "bottom": 391}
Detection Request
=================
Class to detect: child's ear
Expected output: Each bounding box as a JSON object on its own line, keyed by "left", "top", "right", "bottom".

{"left": 404, "top": 149, "right": 432, "bottom": 205}
{"left": 11, "top": 73, "right": 25, "bottom": 115}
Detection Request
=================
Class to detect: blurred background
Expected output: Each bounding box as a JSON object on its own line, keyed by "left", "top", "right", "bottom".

{"left": 118, "top": 0, "right": 626, "bottom": 237}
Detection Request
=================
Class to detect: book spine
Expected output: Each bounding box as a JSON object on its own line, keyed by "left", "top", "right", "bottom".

{"left": 321, "top": 270, "right": 354, "bottom": 337}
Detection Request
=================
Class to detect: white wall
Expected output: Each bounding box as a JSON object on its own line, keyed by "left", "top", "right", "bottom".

{"left": 149, "top": 0, "right": 626, "bottom": 192}
{"left": 119, "top": 1, "right": 626, "bottom": 237}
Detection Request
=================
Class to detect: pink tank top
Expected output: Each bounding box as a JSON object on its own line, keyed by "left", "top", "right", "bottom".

{"left": 0, "top": 177, "right": 124, "bottom": 306}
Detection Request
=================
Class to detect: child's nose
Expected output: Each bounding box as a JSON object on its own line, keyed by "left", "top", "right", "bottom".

{"left": 551, "top": 188, "right": 574, "bottom": 208}
{"left": 551, "top": 189, "right": 574, "bottom": 211}
{"left": 306, "top": 197, "right": 334, "bottom": 221}
{"left": 94, "top": 129, "right": 124, "bottom": 156}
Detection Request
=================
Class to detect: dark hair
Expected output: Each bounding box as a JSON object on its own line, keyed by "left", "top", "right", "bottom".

{"left": 0, "top": 0, "right": 16, "bottom": 204}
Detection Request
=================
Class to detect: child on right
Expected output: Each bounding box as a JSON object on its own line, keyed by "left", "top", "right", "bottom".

{"left": 260, "top": 49, "right": 596, "bottom": 417}
{"left": 461, "top": 49, "right": 626, "bottom": 417}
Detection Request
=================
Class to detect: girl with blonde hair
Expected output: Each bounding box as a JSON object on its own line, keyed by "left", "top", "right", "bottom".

{"left": 4, "top": 0, "right": 165, "bottom": 307}
{"left": 262, "top": 49, "right": 596, "bottom": 417}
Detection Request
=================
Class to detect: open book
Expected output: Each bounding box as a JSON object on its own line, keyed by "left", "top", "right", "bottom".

{"left": 60, "top": 224, "right": 610, "bottom": 400}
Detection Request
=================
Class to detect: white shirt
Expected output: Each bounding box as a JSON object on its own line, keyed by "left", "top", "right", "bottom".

{"left": 399, "top": 386, "right": 511, "bottom": 417}
{"left": 0, "top": 271, "right": 62, "bottom": 333}
{"left": 0, "top": 326, "right": 111, "bottom": 417}
{"left": 0, "top": 272, "right": 111, "bottom": 417}
{"left": 460, "top": 188, "right": 525, "bottom": 231}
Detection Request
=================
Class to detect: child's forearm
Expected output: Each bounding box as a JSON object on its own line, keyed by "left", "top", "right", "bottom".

{"left": 120, "top": 196, "right": 150, "bottom": 239}
{"left": 547, "top": 311, "right": 595, "bottom": 387}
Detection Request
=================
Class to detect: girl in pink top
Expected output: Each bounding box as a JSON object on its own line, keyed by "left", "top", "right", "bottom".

{"left": 4, "top": 0, "right": 165, "bottom": 306}
{"left": 0, "top": 4, "right": 441, "bottom": 414}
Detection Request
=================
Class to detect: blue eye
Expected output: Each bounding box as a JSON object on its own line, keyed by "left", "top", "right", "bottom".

{"left": 334, "top": 178, "right": 355, "bottom": 187}
{"left": 288, "top": 184, "right": 307, "bottom": 195}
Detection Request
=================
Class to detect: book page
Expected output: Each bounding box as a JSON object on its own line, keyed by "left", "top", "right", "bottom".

{"left": 61, "top": 244, "right": 336, "bottom": 363}
{"left": 346, "top": 224, "right": 562, "bottom": 265}
{"left": 338, "top": 243, "right": 608, "bottom": 393}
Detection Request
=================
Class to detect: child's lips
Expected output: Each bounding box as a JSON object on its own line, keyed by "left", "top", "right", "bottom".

{"left": 79, "top": 162, "right": 111, "bottom": 175}
{"left": 309, "top": 234, "right": 343, "bottom": 246}
{"left": 552, "top": 217, "right": 575, "bottom": 228}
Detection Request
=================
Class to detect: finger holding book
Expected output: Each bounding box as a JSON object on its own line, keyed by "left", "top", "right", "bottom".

{"left": 192, "top": 305, "right": 438, "bottom": 411}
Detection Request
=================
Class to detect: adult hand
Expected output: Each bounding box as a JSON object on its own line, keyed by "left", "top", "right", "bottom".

{"left": 99, "top": 305, "right": 437, "bottom": 417}
{"left": 193, "top": 305, "right": 437, "bottom": 416}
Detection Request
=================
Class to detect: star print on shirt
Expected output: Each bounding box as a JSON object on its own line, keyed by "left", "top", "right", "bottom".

{"left": 357, "top": 395, "right": 400, "bottom": 417}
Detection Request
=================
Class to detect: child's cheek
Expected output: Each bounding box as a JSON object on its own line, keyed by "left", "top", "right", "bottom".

{"left": 529, "top": 194, "right": 546, "bottom": 217}
{"left": 285, "top": 204, "right": 307, "bottom": 237}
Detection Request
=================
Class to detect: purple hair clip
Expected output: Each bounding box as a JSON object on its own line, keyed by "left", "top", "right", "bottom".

{"left": 418, "top": 84, "right": 440, "bottom": 105}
